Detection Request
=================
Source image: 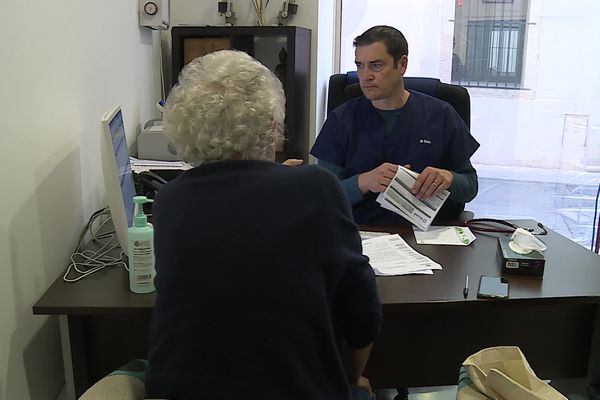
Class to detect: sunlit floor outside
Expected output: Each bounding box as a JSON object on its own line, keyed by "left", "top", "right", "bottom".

{"left": 469, "top": 163, "right": 600, "bottom": 251}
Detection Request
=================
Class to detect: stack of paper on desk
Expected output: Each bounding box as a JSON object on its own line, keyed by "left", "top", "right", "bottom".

{"left": 413, "top": 226, "right": 476, "bottom": 246}
{"left": 361, "top": 234, "right": 442, "bottom": 276}
{"left": 130, "top": 157, "right": 192, "bottom": 173}
{"left": 376, "top": 166, "right": 449, "bottom": 230}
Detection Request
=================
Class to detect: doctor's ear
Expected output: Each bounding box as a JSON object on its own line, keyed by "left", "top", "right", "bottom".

{"left": 397, "top": 55, "right": 408, "bottom": 74}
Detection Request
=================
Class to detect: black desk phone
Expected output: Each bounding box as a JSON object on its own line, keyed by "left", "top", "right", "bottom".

{"left": 134, "top": 170, "right": 179, "bottom": 199}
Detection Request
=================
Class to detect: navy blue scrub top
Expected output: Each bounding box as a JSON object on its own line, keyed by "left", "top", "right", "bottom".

{"left": 311, "top": 91, "right": 480, "bottom": 225}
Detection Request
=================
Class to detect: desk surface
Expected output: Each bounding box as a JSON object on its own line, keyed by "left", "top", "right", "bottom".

{"left": 371, "top": 220, "right": 600, "bottom": 305}
{"left": 34, "top": 220, "right": 600, "bottom": 315}
{"left": 32, "top": 219, "right": 600, "bottom": 389}
{"left": 33, "top": 262, "right": 156, "bottom": 315}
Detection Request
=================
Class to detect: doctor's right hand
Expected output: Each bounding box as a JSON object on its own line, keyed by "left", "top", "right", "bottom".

{"left": 358, "top": 162, "right": 399, "bottom": 194}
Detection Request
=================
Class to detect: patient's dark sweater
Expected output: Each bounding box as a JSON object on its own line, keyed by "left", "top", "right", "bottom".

{"left": 145, "top": 160, "right": 381, "bottom": 400}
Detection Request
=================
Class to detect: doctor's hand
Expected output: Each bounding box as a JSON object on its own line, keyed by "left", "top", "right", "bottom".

{"left": 358, "top": 162, "right": 399, "bottom": 194}
{"left": 282, "top": 159, "right": 303, "bottom": 166}
{"left": 411, "top": 166, "right": 453, "bottom": 199}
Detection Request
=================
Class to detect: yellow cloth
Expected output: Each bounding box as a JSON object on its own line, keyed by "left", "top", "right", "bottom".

{"left": 78, "top": 375, "right": 145, "bottom": 400}
{"left": 457, "top": 346, "right": 567, "bottom": 400}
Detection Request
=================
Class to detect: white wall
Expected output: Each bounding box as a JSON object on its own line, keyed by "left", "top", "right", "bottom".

{"left": 164, "top": 0, "right": 337, "bottom": 156}
{"left": 315, "top": 2, "right": 338, "bottom": 143}
{"left": 0, "top": 1, "right": 162, "bottom": 399}
{"left": 340, "top": 0, "right": 453, "bottom": 79}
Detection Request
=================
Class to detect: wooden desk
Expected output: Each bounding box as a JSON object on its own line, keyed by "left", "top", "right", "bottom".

{"left": 33, "top": 220, "right": 600, "bottom": 397}
{"left": 33, "top": 261, "right": 155, "bottom": 399}
{"left": 363, "top": 221, "right": 600, "bottom": 388}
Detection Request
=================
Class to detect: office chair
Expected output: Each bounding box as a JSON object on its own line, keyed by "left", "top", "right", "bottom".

{"left": 327, "top": 72, "right": 470, "bottom": 128}
{"left": 326, "top": 72, "right": 474, "bottom": 222}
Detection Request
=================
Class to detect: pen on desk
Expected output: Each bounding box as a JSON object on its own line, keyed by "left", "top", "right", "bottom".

{"left": 463, "top": 274, "right": 469, "bottom": 298}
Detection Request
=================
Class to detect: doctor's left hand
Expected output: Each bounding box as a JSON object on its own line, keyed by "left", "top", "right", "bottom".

{"left": 411, "top": 166, "right": 453, "bottom": 199}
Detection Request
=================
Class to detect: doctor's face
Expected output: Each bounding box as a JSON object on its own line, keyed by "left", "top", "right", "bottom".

{"left": 355, "top": 41, "right": 407, "bottom": 102}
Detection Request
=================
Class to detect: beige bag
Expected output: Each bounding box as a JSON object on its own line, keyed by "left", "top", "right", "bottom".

{"left": 457, "top": 346, "right": 567, "bottom": 400}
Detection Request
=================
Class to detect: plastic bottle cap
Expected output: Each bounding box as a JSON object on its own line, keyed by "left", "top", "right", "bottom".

{"left": 132, "top": 196, "right": 154, "bottom": 227}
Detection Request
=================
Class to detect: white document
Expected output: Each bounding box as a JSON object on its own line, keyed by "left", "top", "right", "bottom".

{"left": 359, "top": 230, "right": 391, "bottom": 241}
{"left": 362, "top": 234, "right": 442, "bottom": 276}
{"left": 413, "top": 226, "right": 477, "bottom": 246}
{"left": 376, "top": 166, "right": 449, "bottom": 231}
{"left": 129, "top": 157, "right": 192, "bottom": 173}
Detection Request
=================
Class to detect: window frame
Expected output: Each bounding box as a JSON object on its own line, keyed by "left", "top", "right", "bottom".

{"left": 458, "top": 19, "right": 526, "bottom": 88}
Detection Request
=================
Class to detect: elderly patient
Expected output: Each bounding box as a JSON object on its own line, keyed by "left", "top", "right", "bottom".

{"left": 145, "top": 50, "right": 382, "bottom": 400}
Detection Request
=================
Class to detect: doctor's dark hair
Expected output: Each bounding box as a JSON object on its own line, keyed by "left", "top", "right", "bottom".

{"left": 353, "top": 25, "right": 409, "bottom": 66}
{"left": 164, "top": 50, "right": 285, "bottom": 165}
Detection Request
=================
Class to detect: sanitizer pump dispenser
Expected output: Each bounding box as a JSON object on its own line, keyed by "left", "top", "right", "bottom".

{"left": 127, "top": 196, "right": 156, "bottom": 293}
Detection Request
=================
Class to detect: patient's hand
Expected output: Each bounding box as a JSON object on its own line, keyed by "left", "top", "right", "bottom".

{"left": 282, "top": 159, "right": 303, "bottom": 166}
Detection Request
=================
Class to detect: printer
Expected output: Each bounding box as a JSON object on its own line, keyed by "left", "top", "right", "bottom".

{"left": 137, "top": 119, "right": 182, "bottom": 161}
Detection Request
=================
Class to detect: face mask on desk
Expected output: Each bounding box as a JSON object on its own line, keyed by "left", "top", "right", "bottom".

{"left": 509, "top": 228, "right": 547, "bottom": 255}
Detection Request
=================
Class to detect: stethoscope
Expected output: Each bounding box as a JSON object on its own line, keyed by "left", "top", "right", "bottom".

{"left": 464, "top": 218, "right": 548, "bottom": 235}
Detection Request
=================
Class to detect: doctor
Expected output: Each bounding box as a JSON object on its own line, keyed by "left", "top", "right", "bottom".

{"left": 311, "top": 25, "right": 480, "bottom": 225}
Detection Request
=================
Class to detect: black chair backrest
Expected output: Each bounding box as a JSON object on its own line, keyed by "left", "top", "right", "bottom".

{"left": 327, "top": 72, "right": 471, "bottom": 128}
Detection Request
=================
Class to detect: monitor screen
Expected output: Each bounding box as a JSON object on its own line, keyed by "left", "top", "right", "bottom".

{"left": 101, "top": 106, "right": 136, "bottom": 255}
{"left": 108, "top": 110, "right": 135, "bottom": 226}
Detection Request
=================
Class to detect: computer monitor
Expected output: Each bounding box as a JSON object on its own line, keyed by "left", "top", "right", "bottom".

{"left": 100, "top": 106, "right": 136, "bottom": 256}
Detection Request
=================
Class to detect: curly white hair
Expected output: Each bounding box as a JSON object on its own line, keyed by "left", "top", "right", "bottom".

{"left": 164, "top": 50, "right": 285, "bottom": 165}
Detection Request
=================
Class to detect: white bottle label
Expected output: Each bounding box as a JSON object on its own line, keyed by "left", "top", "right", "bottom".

{"left": 131, "top": 239, "right": 154, "bottom": 284}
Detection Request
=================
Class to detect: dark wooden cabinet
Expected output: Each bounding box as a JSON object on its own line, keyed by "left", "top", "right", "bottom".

{"left": 171, "top": 26, "right": 311, "bottom": 161}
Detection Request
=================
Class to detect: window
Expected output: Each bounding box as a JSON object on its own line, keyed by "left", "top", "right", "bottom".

{"left": 452, "top": 0, "right": 529, "bottom": 88}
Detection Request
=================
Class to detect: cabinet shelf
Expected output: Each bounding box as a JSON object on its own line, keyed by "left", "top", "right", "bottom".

{"left": 171, "top": 26, "right": 311, "bottom": 161}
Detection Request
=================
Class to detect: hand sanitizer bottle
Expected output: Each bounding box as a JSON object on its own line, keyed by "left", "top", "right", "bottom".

{"left": 127, "top": 196, "right": 156, "bottom": 294}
